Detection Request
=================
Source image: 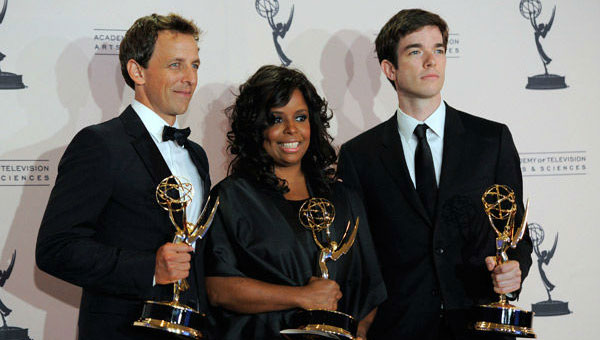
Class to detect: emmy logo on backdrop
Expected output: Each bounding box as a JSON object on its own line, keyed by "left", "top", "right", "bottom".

{"left": 473, "top": 185, "right": 536, "bottom": 338}
{"left": 133, "top": 176, "right": 219, "bottom": 339}
{"left": 519, "top": 0, "right": 567, "bottom": 89}
{"left": 280, "top": 198, "right": 359, "bottom": 340}
{"left": 255, "top": 0, "right": 294, "bottom": 66}
{"left": 0, "top": 0, "right": 26, "bottom": 90}
{"left": 0, "top": 251, "right": 32, "bottom": 340}
{"left": 527, "top": 223, "right": 571, "bottom": 316}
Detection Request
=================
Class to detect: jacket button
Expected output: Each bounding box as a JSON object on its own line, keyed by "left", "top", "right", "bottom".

{"left": 435, "top": 247, "right": 444, "bottom": 255}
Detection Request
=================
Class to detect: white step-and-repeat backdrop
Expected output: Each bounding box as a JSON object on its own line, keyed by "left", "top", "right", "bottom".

{"left": 0, "top": 0, "right": 597, "bottom": 339}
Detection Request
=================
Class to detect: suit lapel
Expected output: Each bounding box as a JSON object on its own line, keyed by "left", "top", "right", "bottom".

{"left": 185, "top": 142, "right": 211, "bottom": 201}
{"left": 378, "top": 114, "right": 432, "bottom": 226}
{"left": 120, "top": 106, "right": 172, "bottom": 185}
{"left": 120, "top": 106, "right": 178, "bottom": 235}
{"left": 121, "top": 106, "right": 211, "bottom": 206}
{"left": 436, "top": 103, "right": 466, "bottom": 216}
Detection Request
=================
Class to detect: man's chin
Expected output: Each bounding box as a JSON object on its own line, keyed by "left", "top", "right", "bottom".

{"left": 173, "top": 105, "right": 191, "bottom": 116}
{"left": 420, "top": 86, "right": 443, "bottom": 99}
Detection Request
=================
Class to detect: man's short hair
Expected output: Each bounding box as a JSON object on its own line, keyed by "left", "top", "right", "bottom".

{"left": 119, "top": 13, "right": 201, "bottom": 89}
{"left": 375, "top": 9, "right": 449, "bottom": 68}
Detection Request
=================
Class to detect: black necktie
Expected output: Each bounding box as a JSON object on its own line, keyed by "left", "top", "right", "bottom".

{"left": 162, "top": 126, "right": 191, "bottom": 147}
{"left": 414, "top": 124, "right": 437, "bottom": 219}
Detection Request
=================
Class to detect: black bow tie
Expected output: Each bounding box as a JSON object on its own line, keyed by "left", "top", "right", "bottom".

{"left": 162, "top": 126, "right": 191, "bottom": 146}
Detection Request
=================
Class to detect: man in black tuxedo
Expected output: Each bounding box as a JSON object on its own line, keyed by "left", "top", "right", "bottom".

{"left": 36, "top": 14, "right": 211, "bottom": 339}
{"left": 338, "top": 9, "right": 533, "bottom": 340}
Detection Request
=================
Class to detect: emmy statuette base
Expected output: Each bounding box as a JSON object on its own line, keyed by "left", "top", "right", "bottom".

{"left": 526, "top": 74, "right": 567, "bottom": 90}
{"left": 281, "top": 309, "right": 357, "bottom": 340}
{"left": 0, "top": 72, "right": 26, "bottom": 90}
{"left": 0, "top": 326, "right": 32, "bottom": 340}
{"left": 133, "top": 300, "right": 204, "bottom": 339}
{"left": 473, "top": 303, "right": 536, "bottom": 338}
{"left": 531, "top": 300, "right": 570, "bottom": 316}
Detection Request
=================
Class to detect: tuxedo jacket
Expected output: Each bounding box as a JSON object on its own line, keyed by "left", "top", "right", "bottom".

{"left": 36, "top": 106, "right": 211, "bottom": 340}
{"left": 338, "top": 104, "right": 533, "bottom": 340}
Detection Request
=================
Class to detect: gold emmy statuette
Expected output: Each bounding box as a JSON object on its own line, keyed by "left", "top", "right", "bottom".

{"left": 280, "top": 198, "right": 359, "bottom": 340}
{"left": 473, "top": 184, "right": 536, "bottom": 338}
{"left": 133, "top": 176, "right": 219, "bottom": 339}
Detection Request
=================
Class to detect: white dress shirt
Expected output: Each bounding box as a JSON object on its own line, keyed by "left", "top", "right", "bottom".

{"left": 131, "top": 100, "right": 204, "bottom": 225}
{"left": 396, "top": 100, "right": 446, "bottom": 188}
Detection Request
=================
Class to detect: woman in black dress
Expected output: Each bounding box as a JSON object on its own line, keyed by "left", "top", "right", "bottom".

{"left": 205, "top": 65, "right": 386, "bottom": 339}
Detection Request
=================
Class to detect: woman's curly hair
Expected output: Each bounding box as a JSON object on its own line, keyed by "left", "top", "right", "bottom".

{"left": 225, "top": 65, "right": 336, "bottom": 196}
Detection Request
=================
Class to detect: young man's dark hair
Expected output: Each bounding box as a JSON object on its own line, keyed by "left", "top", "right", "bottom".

{"left": 119, "top": 13, "right": 201, "bottom": 89}
{"left": 375, "top": 9, "right": 448, "bottom": 84}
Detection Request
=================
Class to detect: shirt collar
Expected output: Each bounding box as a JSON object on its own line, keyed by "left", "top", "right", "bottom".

{"left": 131, "top": 100, "right": 181, "bottom": 144}
{"left": 397, "top": 100, "right": 446, "bottom": 141}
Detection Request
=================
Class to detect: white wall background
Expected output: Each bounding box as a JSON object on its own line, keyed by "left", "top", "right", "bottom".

{"left": 0, "top": 0, "right": 597, "bottom": 339}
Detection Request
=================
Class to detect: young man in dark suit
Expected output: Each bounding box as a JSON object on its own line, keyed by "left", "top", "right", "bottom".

{"left": 338, "top": 9, "right": 533, "bottom": 340}
{"left": 36, "top": 14, "right": 211, "bottom": 339}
